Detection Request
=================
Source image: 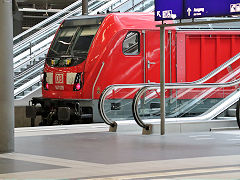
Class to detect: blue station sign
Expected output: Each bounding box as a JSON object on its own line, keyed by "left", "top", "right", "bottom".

{"left": 155, "top": 0, "right": 240, "bottom": 21}
{"left": 185, "top": 0, "right": 240, "bottom": 18}
{"left": 155, "top": 0, "right": 184, "bottom": 21}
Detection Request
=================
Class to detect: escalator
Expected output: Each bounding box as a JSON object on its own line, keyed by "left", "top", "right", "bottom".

{"left": 98, "top": 52, "right": 240, "bottom": 133}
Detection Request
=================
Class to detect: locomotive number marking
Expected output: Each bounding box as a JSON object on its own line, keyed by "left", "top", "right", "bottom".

{"left": 55, "top": 74, "right": 64, "bottom": 84}
{"left": 55, "top": 85, "right": 64, "bottom": 90}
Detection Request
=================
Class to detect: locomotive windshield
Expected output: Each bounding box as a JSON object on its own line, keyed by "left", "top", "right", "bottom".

{"left": 46, "top": 16, "right": 105, "bottom": 67}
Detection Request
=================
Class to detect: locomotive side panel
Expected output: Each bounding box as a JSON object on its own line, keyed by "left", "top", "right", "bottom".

{"left": 90, "top": 29, "right": 177, "bottom": 100}
{"left": 82, "top": 15, "right": 126, "bottom": 99}
{"left": 92, "top": 30, "right": 144, "bottom": 99}
{"left": 178, "top": 31, "right": 240, "bottom": 83}
{"left": 145, "top": 30, "right": 177, "bottom": 84}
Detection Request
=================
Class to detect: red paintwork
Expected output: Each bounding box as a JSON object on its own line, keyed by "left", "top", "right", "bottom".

{"left": 177, "top": 31, "right": 240, "bottom": 83}
{"left": 42, "top": 12, "right": 240, "bottom": 101}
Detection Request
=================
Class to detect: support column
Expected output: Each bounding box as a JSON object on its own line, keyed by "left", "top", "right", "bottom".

{"left": 82, "top": 0, "right": 88, "bottom": 15}
{"left": 0, "top": 0, "right": 14, "bottom": 153}
{"left": 160, "top": 26, "right": 165, "bottom": 135}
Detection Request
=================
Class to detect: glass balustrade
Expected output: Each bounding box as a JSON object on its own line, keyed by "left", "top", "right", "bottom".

{"left": 134, "top": 83, "right": 239, "bottom": 122}
{"left": 99, "top": 79, "right": 240, "bottom": 128}
{"left": 99, "top": 84, "right": 158, "bottom": 125}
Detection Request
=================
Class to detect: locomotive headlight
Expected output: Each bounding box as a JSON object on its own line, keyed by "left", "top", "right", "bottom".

{"left": 65, "top": 59, "right": 71, "bottom": 65}
{"left": 73, "top": 72, "right": 83, "bottom": 91}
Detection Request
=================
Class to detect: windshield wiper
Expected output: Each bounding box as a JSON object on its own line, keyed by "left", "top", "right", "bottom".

{"left": 58, "top": 40, "right": 71, "bottom": 45}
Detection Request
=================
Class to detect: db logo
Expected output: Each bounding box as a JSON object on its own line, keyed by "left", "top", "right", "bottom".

{"left": 55, "top": 74, "right": 64, "bottom": 84}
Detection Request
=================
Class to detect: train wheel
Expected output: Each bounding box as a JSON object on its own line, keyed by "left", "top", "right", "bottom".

{"left": 236, "top": 99, "right": 240, "bottom": 129}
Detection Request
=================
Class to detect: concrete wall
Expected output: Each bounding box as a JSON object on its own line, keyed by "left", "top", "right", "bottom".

{"left": 15, "top": 106, "right": 41, "bottom": 127}
{"left": 14, "top": 89, "right": 42, "bottom": 127}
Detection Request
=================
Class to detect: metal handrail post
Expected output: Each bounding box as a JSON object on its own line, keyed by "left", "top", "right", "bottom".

{"left": 160, "top": 26, "right": 165, "bottom": 135}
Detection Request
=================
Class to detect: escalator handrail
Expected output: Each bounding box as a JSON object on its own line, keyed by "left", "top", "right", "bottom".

{"left": 132, "top": 78, "right": 240, "bottom": 129}
{"left": 109, "top": 0, "right": 131, "bottom": 11}
{"left": 14, "top": 74, "right": 42, "bottom": 96}
{"left": 167, "top": 66, "right": 240, "bottom": 117}
{"left": 13, "top": 0, "right": 82, "bottom": 42}
{"left": 193, "top": 52, "right": 240, "bottom": 84}
{"left": 14, "top": 61, "right": 44, "bottom": 85}
{"left": 98, "top": 83, "right": 158, "bottom": 127}
{"left": 126, "top": 0, "right": 152, "bottom": 12}
{"left": 14, "top": 6, "right": 81, "bottom": 51}
{"left": 13, "top": 46, "right": 48, "bottom": 72}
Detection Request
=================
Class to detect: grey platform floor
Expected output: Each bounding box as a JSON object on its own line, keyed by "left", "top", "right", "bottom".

{"left": 0, "top": 124, "right": 240, "bottom": 179}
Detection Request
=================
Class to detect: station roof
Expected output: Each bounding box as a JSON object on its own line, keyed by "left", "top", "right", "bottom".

{"left": 68, "top": 12, "right": 174, "bottom": 30}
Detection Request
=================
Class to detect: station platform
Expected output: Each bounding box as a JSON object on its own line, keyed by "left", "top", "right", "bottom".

{"left": 0, "top": 123, "right": 240, "bottom": 179}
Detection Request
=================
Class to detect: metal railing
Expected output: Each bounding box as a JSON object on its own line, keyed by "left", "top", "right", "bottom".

{"left": 190, "top": 52, "right": 240, "bottom": 84}
{"left": 125, "top": 0, "right": 153, "bottom": 12}
{"left": 13, "top": 0, "right": 83, "bottom": 44}
{"left": 167, "top": 65, "right": 240, "bottom": 117}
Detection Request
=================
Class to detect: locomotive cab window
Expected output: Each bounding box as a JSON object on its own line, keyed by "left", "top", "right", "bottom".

{"left": 123, "top": 31, "right": 140, "bottom": 55}
{"left": 46, "top": 23, "right": 100, "bottom": 67}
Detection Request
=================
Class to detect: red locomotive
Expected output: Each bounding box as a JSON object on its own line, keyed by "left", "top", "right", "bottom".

{"left": 26, "top": 12, "right": 240, "bottom": 125}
